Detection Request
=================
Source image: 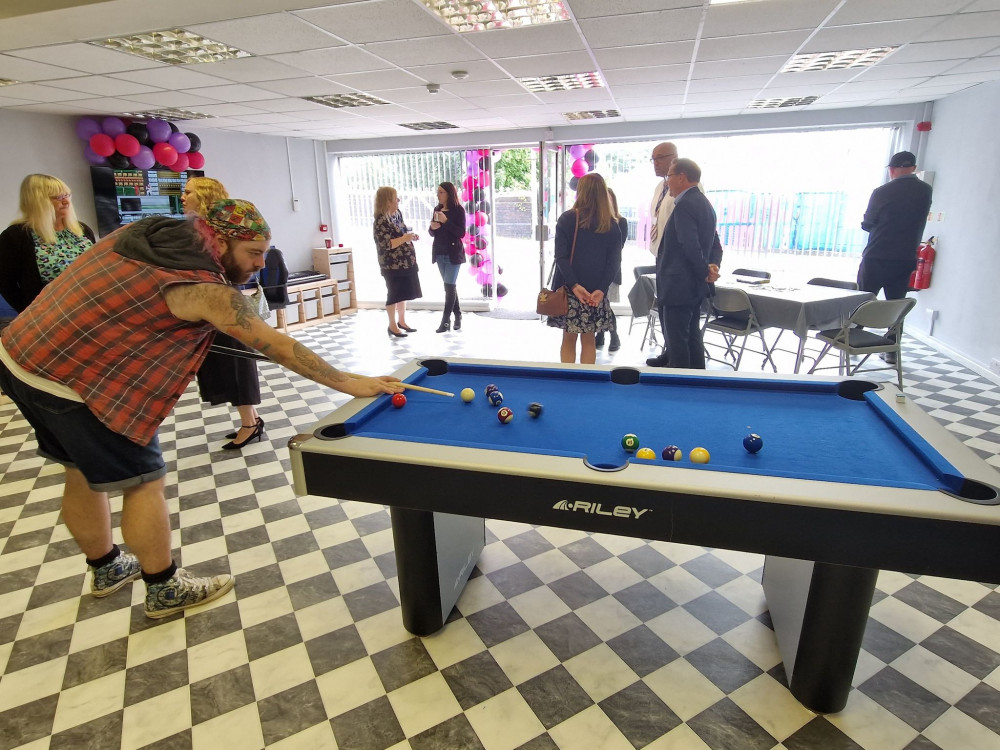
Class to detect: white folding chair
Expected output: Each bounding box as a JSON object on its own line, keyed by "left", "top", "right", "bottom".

{"left": 807, "top": 298, "right": 916, "bottom": 390}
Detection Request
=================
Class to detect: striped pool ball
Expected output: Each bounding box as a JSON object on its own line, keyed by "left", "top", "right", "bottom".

{"left": 661, "top": 445, "right": 682, "bottom": 461}
{"left": 488, "top": 390, "right": 504, "bottom": 407}
{"left": 497, "top": 407, "right": 514, "bottom": 424}
{"left": 527, "top": 402, "right": 543, "bottom": 418}
{"left": 635, "top": 447, "right": 656, "bottom": 459}
{"left": 743, "top": 433, "right": 764, "bottom": 454}
{"left": 485, "top": 384, "right": 499, "bottom": 397}
{"left": 621, "top": 434, "right": 639, "bottom": 453}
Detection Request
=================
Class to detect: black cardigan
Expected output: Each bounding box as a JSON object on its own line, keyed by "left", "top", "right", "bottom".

{"left": 0, "top": 222, "right": 95, "bottom": 312}
{"left": 428, "top": 204, "right": 467, "bottom": 265}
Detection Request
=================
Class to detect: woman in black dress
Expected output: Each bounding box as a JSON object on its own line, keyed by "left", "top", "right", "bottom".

{"left": 599, "top": 188, "right": 629, "bottom": 352}
{"left": 427, "top": 181, "right": 466, "bottom": 333}
{"left": 547, "top": 173, "right": 623, "bottom": 364}
{"left": 183, "top": 177, "right": 264, "bottom": 450}
{"left": 373, "top": 187, "right": 421, "bottom": 337}
{"left": 0, "top": 174, "right": 94, "bottom": 313}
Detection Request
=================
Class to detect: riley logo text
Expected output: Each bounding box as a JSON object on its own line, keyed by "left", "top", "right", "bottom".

{"left": 553, "top": 500, "right": 651, "bottom": 519}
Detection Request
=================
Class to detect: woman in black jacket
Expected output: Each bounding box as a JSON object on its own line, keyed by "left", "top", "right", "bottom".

{"left": 0, "top": 174, "right": 94, "bottom": 312}
{"left": 427, "top": 181, "right": 467, "bottom": 333}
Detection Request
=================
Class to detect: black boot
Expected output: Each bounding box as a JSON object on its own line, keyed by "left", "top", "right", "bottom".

{"left": 608, "top": 313, "right": 620, "bottom": 351}
{"left": 453, "top": 293, "right": 462, "bottom": 331}
{"left": 438, "top": 284, "right": 456, "bottom": 333}
{"left": 595, "top": 332, "right": 605, "bottom": 347}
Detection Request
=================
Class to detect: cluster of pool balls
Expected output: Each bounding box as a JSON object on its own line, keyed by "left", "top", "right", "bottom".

{"left": 458, "top": 383, "right": 541, "bottom": 424}
{"left": 621, "top": 432, "right": 763, "bottom": 463}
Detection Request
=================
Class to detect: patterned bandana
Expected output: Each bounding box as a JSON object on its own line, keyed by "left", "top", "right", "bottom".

{"left": 205, "top": 199, "right": 271, "bottom": 241}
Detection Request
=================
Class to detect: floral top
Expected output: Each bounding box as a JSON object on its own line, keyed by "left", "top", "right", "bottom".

{"left": 34, "top": 228, "right": 93, "bottom": 283}
{"left": 374, "top": 211, "right": 418, "bottom": 276}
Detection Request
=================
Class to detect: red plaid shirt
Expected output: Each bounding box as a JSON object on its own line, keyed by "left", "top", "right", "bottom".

{"left": 1, "top": 234, "right": 226, "bottom": 445}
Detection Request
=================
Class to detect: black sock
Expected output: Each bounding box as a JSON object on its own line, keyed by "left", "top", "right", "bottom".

{"left": 141, "top": 561, "right": 178, "bottom": 584}
{"left": 86, "top": 544, "right": 120, "bottom": 569}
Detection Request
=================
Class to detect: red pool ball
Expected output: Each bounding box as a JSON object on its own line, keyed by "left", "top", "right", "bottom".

{"left": 391, "top": 393, "right": 407, "bottom": 408}
{"left": 497, "top": 407, "right": 514, "bottom": 424}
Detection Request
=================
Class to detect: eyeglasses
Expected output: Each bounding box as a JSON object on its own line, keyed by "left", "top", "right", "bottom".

{"left": 51, "top": 193, "right": 72, "bottom": 201}
{"left": 665, "top": 172, "right": 680, "bottom": 178}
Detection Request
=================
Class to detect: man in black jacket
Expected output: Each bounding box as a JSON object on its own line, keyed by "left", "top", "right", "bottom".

{"left": 857, "top": 150, "right": 933, "bottom": 300}
{"left": 654, "top": 159, "right": 719, "bottom": 369}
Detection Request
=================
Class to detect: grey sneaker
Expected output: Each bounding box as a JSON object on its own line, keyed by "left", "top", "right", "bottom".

{"left": 90, "top": 552, "right": 142, "bottom": 598}
{"left": 144, "top": 568, "right": 235, "bottom": 619}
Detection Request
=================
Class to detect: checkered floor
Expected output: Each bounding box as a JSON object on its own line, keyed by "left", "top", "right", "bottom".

{"left": 2, "top": 309, "right": 999, "bottom": 750}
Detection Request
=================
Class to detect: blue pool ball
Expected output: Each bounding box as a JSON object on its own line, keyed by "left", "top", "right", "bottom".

{"left": 488, "top": 390, "right": 504, "bottom": 407}
{"left": 485, "top": 384, "right": 499, "bottom": 397}
{"left": 661, "top": 445, "right": 682, "bottom": 461}
{"left": 527, "top": 402, "right": 543, "bottom": 418}
{"left": 743, "top": 433, "right": 764, "bottom": 454}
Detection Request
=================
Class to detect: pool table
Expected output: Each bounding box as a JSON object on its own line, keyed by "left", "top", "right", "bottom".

{"left": 289, "top": 358, "right": 1000, "bottom": 713}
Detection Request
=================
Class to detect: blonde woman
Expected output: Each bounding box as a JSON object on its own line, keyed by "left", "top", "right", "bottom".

{"left": 373, "top": 186, "right": 421, "bottom": 336}
{"left": 0, "top": 174, "right": 95, "bottom": 312}
{"left": 546, "top": 173, "right": 623, "bottom": 364}
{"left": 184, "top": 177, "right": 265, "bottom": 450}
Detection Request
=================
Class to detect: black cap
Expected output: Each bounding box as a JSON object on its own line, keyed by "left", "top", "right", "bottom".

{"left": 888, "top": 151, "right": 916, "bottom": 168}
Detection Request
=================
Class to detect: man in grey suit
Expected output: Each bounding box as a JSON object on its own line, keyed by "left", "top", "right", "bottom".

{"left": 654, "top": 159, "right": 719, "bottom": 369}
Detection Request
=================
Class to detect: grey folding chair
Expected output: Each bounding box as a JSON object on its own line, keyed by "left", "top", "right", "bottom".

{"left": 702, "top": 286, "right": 777, "bottom": 371}
{"left": 807, "top": 297, "right": 916, "bottom": 390}
{"left": 732, "top": 268, "right": 771, "bottom": 282}
{"left": 808, "top": 277, "right": 859, "bottom": 291}
{"left": 627, "top": 270, "right": 658, "bottom": 345}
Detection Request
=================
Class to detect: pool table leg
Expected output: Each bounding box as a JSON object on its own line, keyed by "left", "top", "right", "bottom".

{"left": 389, "top": 507, "right": 485, "bottom": 637}
{"left": 762, "top": 555, "right": 878, "bottom": 713}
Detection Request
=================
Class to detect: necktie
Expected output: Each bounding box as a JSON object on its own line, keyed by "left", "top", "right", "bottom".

{"left": 650, "top": 182, "right": 668, "bottom": 245}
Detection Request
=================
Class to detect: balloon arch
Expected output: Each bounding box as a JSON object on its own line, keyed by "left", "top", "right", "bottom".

{"left": 462, "top": 148, "right": 507, "bottom": 299}
{"left": 75, "top": 116, "right": 205, "bottom": 171}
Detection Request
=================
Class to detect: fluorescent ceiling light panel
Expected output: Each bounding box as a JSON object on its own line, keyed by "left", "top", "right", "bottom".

{"left": 305, "top": 93, "right": 391, "bottom": 108}
{"left": 520, "top": 71, "right": 604, "bottom": 92}
{"left": 563, "top": 109, "right": 620, "bottom": 120}
{"left": 0, "top": 78, "right": 21, "bottom": 86}
{"left": 421, "top": 1, "right": 569, "bottom": 32}
{"left": 399, "top": 121, "right": 459, "bottom": 130}
{"left": 782, "top": 47, "right": 898, "bottom": 72}
{"left": 90, "top": 29, "right": 252, "bottom": 65}
{"left": 747, "top": 95, "right": 818, "bottom": 108}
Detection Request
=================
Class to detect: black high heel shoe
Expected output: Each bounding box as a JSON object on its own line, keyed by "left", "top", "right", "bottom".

{"left": 436, "top": 321, "right": 450, "bottom": 333}
{"left": 398, "top": 324, "right": 417, "bottom": 332}
{"left": 222, "top": 420, "right": 265, "bottom": 450}
{"left": 387, "top": 327, "right": 408, "bottom": 338}
{"left": 226, "top": 416, "right": 263, "bottom": 440}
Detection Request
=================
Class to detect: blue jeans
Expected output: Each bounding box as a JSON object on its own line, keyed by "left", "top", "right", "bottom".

{"left": 436, "top": 257, "right": 461, "bottom": 284}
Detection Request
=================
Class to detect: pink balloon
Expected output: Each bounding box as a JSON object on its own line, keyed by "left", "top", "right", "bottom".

{"left": 171, "top": 152, "right": 190, "bottom": 173}
{"left": 114, "top": 133, "right": 140, "bottom": 157}
{"left": 569, "top": 144, "right": 586, "bottom": 159}
{"left": 153, "top": 142, "right": 178, "bottom": 166}
{"left": 187, "top": 152, "right": 205, "bottom": 169}
{"left": 477, "top": 170, "right": 491, "bottom": 188}
{"left": 571, "top": 158, "right": 589, "bottom": 178}
{"left": 473, "top": 211, "right": 489, "bottom": 227}
{"left": 89, "top": 133, "right": 115, "bottom": 157}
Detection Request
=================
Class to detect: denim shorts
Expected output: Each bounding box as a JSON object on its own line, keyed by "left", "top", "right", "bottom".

{"left": 0, "top": 362, "right": 166, "bottom": 491}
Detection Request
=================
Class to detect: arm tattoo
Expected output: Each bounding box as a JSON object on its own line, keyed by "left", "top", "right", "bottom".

{"left": 229, "top": 289, "right": 258, "bottom": 331}
{"left": 292, "top": 342, "right": 349, "bottom": 384}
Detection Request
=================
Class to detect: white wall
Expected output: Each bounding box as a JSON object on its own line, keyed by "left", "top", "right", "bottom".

{"left": 910, "top": 80, "right": 1000, "bottom": 371}
{"left": 0, "top": 110, "right": 327, "bottom": 274}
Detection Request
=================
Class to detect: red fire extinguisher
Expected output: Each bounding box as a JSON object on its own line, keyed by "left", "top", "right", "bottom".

{"left": 911, "top": 236, "right": 936, "bottom": 290}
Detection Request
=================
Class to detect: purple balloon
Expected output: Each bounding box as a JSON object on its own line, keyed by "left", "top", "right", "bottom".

{"left": 146, "top": 119, "right": 171, "bottom": 144}
{"left": 76, "top": 117, "right": 102, "bottom": 141}
{"left": 168, "top": 132, "right": 191, "bottom": 153}
{"left": 102, "top": 117, "right": 126, "bottom": 137}
{"left": 131, "top": 145, "right": 155, "bottom": 170}
{"left": 569, "top": 144, "right": 587, "bottom": 159}
{"left": 84, "top": 144, "right": 107, "bottom": 165}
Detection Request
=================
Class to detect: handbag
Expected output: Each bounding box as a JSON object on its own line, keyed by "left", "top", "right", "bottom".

{"left": 250, "top": 279, "right": 270, "bottom": 318}
{"left": 536, "top": 212, "right": 578, "bottom": 317}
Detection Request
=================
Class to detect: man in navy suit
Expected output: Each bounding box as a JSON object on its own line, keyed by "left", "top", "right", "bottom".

{"left": 653, "top": 159, "right": 719, "bottom": 369}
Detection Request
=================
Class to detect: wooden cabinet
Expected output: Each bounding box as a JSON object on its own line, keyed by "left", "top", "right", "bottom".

{"left": 311, "top": 247, "right": 356, "bottom": 314}
{"left": 262, "top": 248, "right": 357, "bottom": 332}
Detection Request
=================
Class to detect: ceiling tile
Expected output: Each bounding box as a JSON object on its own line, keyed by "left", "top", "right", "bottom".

{"left": 0, "top": 82, "right": 87, "bottom": 102}
{"left": 0, "top": 94, "right": 35, "bottom": 106}
{"left": 110, "top": 67, "right": 235, "bottom": 89}
{"left": 329, "top": 69, "right": 425, "bottom": 91}
{"left": 803, "top": 19, "right": 941, "bottom": 52}
{"left": 7, "top": 43, "right": 164, "bottom": 74}
{"left": 854, "top": 60, "right": 963, "bottom": 80}
{"left": 254, "top": 77, "right": 353, "bottom": 97}
{"left": 604, "top": 65, "right": 689, "bottom": 86}
{"left": 186, "top": 83, "right": 281, "bottom": 103}
{"left": 494, "top": 51, "right": 595, "bottom": 79}
{"left": 944, "top": 57, "right": 1000, "bottom": 74}
{"left": 187, "top": 13, "right": 345, "bottom": 56}
{"left": 442, "top": 79, "right": 526, "bottom": 97}
{"left": 698, "top": 31, "right": 811, "bottom": 62}
{"left": 692, "top": 57, "right": 787, "bottom": 79}
{"left": 703, "top": 0, "right": 841, "bottom": 38}
{"left": 0, "top": 53, "right": 84, "bottom": 82}
{"left": 831, "top": 0, "right": 968, "bottom": 25}
{"left": 374, "top": 87, "right": 462, "bottom": 104}
{"left": 296, "top": 0, "right": 449, "bottom": 44}
{"left": 192, "top": 57, "right": 306, "bottom": 84}
{"left": 465, "top": 23, "right": 584, "bottom": 58}
{"left": 567, "top": 0, "right": 695, "bottom": 18}
{"left": 887, "top": 38, "right": 1000, "bottom": 64}
{"left": 43, "top": 75, "right": 159, "bottom": 97}
{"left": 579, "top": 8, "right": 703, "bottom": 48}
{"left": 687, "top": 75, "right": 774, "bottom": 94}
{"left": 182, "top": 102, "right": 269, "bottom": 117}
{"left": 593, "top": 42, "right": 694, "bottom": 69}
{"left": 405, "top": 60, "right": 508, "bottom": 83}
{"left": 916, "top": 11, "right": 1000, "bottom": 42}
{"left": 270, "top": 46, "right": 394, "bottom": 76}
{"left": 364, "top": 36, "right": 485, "bottom": 68}
{"left": 122, "top": 91, "right": 225, "bottom": 108}
{"left": 770, "top": 69, "right": 863, "bottom": 87}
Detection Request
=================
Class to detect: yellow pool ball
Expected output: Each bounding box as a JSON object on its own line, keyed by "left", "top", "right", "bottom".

{"left": 689, "top": 447, "right": 711, "bottom": 464}
{"left": 460, "top": 387, "right": 476, "bottom": 402}
{"left": 635, "top": 447, "right": 656, "bottom": 460}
